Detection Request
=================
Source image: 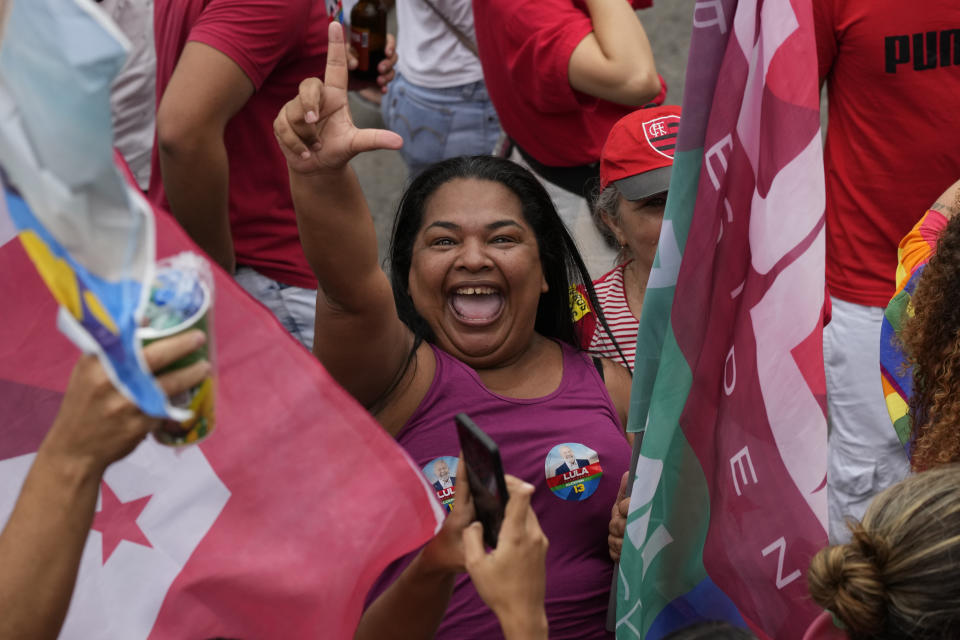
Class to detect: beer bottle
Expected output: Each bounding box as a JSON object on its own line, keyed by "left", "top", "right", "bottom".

{"left": 349, "top": 0, "right": 387, "bottom": 83}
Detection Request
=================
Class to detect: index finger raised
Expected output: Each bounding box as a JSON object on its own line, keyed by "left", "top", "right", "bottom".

{"left": 324, "top": 21, "right": 350, "bottom": 92}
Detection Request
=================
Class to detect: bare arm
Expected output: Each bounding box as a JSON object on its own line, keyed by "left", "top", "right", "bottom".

{"left": 275, "top": 23, "right": 420, "bottom": 410}
{"left": 0, "top": 445, "right": 102, "bottom": 640}
{"left": 156, "top": 42, "right": 254, "bottom": 273}
{"left": 0, "top": 333, "right": 210, "bottom": 640}
{"left": 929, "top": 178, "right": 960, "bottom": 219}
{"left": 291, "top": 163, "right": 417, "bottom": 408}
{"left": 567, "top": 0, "right": 660, "bottom": 106}
{"left": 354, "top": 545, "right": 457, "bottom": 640}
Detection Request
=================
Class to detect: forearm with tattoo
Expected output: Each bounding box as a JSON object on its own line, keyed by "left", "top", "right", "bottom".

{"left": 929, "top": 181, "right": 960, "bottom": 219}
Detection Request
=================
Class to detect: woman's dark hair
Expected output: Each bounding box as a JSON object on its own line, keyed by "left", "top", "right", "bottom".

{"left": 388, "top": 155, "right": 625, "bottom": 367}
{"left": 900, "top": 214, "right": 960, "bottom": 471}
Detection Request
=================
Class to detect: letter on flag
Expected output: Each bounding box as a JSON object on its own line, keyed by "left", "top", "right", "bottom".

{"left": 615, "top": 0, "right": 829, "bottom": 637}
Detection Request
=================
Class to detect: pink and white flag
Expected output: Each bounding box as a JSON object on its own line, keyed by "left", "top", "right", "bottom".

{"left": 0, "top": 205, "right": 443, "bottom": 639}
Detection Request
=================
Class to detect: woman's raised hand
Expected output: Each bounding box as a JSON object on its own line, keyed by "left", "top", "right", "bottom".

{"left": 274, "top": 22, "right": 402, "bottom": 174}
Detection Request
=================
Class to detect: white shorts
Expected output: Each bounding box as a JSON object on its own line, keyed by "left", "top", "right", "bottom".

{"left": 825, "top": 296, "right": 909, "bottom": 542}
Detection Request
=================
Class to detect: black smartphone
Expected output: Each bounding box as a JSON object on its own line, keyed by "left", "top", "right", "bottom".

{"left": 454, "top": 413, "right": 509, "bottom": 548}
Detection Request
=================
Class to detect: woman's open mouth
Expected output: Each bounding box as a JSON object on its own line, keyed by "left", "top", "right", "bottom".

{"left": 448, "top": 286, "right": 504, "bottom": 324}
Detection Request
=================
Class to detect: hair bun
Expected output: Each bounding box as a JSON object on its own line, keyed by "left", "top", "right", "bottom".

{"left": 808, "top": 527, "right": 889, "bottom": 635}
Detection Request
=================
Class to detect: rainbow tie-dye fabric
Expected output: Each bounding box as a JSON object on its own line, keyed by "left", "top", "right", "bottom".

{"left": 879, "top": 209, "right": 948, "bottom": 450}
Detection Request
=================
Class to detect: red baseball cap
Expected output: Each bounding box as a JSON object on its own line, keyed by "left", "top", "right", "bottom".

{"left": 599, "top": 105, "right": 682, "bottom": 200}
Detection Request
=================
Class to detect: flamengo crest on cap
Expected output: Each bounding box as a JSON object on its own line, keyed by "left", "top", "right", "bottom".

{"left": 643, "top": 115, "right": 681, "bottom": 160}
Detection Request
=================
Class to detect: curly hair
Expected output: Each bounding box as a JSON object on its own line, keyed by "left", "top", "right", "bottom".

{"left": 807, "top": 464, "right": 960, "bottom": 639}
{"left": 900, "top": 214, "right": 960, "bottom": 471}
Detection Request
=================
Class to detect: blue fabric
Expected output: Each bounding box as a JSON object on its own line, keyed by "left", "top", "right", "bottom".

{"left": 645, "top": 577, "right": 748, "bottom": 639}
{"left": 382, "top": 72, "right": 501, "bottom": 179}
{"left": 5, "top": 188, "right": 169, "bottom": 416}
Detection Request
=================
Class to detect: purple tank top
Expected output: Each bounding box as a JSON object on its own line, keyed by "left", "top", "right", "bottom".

{"left": 369, "top": 340, "right": 630, "bottom": 639}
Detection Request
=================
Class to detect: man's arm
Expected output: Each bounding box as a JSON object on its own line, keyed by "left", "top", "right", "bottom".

{"left": 0, "top": 445, "right": 103, "bottom": 640}
{"left": 567, "top": 0, "right": 660, "bottom": 106}
{"left": 156, "top": 41, "right": 254, "bottom": 273}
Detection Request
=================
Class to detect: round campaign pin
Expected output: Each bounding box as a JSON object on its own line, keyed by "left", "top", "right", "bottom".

{"left": 544, "top": 443, "right": 603, "bottom": 501}
{"left": 423, "top": 456, "right": 459, "bottom": 513}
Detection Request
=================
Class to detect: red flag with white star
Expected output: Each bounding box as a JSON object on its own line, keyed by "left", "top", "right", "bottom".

{"left": 0, "top": 185, "right": 443, "bottom": 639}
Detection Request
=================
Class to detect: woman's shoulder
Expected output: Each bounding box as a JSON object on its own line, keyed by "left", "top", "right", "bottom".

{"left": 593, "top": 261, "right": 630, "bottom": 287}
{"left": 557, "top": 342, "right": 628, "bottom": 416}
{"left": 374, "top": 341, "right": 439, "bottom": 437}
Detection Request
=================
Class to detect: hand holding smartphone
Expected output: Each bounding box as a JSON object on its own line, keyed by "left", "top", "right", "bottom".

{"left": 455, "top": 413, "right": 509, "bottom": 548}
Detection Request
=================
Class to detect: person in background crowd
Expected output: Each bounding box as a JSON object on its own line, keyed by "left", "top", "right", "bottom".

{"left": 382, "top": 0, "right": 501, "bottom": 180}
{"left": 95, "top": 0, "right": 156, "bottom": 191}
{"left": 275, "top": 22, "right": 631, "bottom": 637}
{"left": 813, "top": 0, "right": 960, "bottom": 542}
{"left": 887, "top": 178, "right": 960, "bottom": 470}
{"left": 577, "top": 104, "right": 681, "bottom": 368}
{"left": 472, "top": 0, "right": 664, "bottom": 278}
{"left": 807, "top": 465, "right": 960, "bottom": 639}
{"left": 149, "top": 0, "right": 395, "bottom": 350}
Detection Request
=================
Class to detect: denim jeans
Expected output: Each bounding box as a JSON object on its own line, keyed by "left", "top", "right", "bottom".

{"left": 234, "top": 266, "right": 317, "bottom": 350}
{"left": 382, "top": 72, "right": 501, "bottom": 179}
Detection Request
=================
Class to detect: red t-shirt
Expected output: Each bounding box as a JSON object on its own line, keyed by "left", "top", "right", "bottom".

{"left": 815, "top": 0, "right": 960, "bottom": 306}
{"left": 150, "top": 0, "right": 327, "bottom": 288}
{"left": 473, "top": 0, "right": 663, "bottom": 168}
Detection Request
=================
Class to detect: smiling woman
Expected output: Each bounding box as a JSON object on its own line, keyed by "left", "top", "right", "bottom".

{"left": 391, "top": 158, "right": 588, "bottom": 371}
{"left": 275, "top": 23, "right": 633, "bottom": 640}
